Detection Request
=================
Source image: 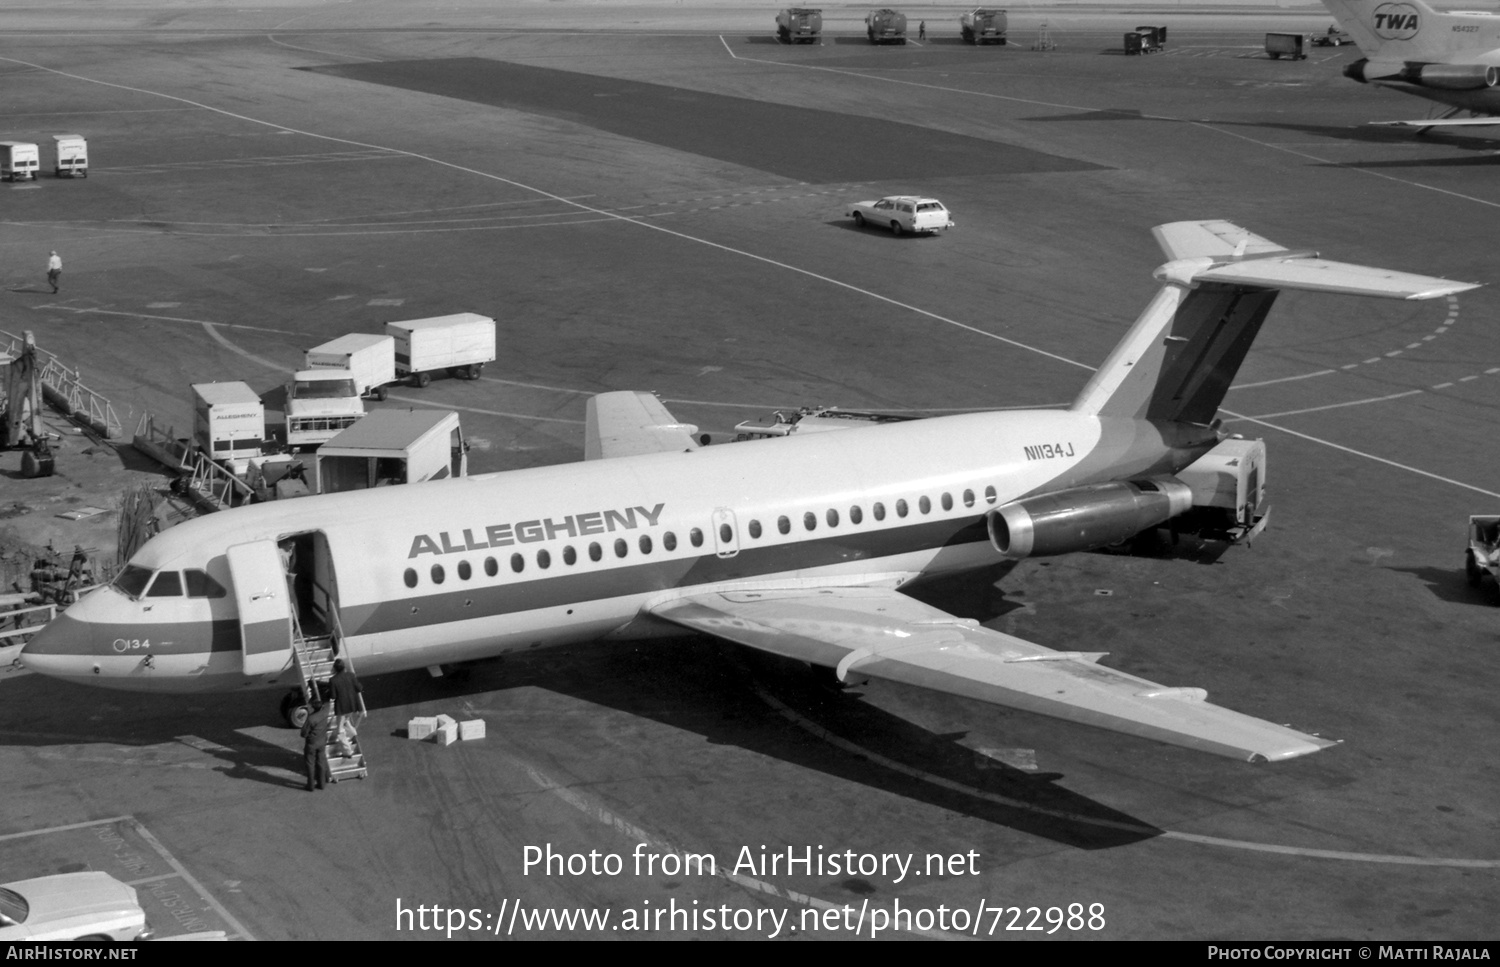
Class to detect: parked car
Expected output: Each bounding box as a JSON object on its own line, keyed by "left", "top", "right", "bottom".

{"left": 846, "top": 196, "right": 955, "bottom": 235}
{"left": 0, "top": 872, "right": 152, "bottom": 941}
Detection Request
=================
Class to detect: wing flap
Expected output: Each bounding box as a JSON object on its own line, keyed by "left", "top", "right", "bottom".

{"left": 651, "top": 585, "right": 1336, "bottom": 762}
{"left": 584, "top": 391, "right": 700, "bottom": 460}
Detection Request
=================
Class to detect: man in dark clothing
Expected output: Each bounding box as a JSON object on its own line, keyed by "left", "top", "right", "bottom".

{"left": 328, "top": 659, "right": 363, "bottom": 734}
{"left": 300, "top": 696, "right": 332, "bottom": 791}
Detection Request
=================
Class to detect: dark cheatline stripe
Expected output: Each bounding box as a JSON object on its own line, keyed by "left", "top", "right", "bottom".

{"left": 301, "top": 58, "right": 1105, "bottom": 182}
{"left": 341, "top": 515, "right": 992, "bottom": 635}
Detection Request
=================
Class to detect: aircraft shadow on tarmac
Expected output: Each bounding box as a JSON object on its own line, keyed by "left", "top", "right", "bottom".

{"left": 1023, "top": 107, "right": 1500, "bottom": 160}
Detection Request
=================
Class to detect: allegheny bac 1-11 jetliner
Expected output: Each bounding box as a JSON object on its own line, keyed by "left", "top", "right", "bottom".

{"left": 22, "top": 221, "right": 1478, "bottom": 763}
{"left": 1324, "top": 0, "right": 1500, "bottom": 129}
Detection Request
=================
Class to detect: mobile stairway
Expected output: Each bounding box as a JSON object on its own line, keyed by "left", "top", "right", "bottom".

{"left": 289, "top": 608, "right": 368, "bottom": 782}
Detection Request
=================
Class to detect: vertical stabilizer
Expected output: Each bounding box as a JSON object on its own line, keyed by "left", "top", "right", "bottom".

{"left": 1320, "top": 0, "right": 1500, "bottom": 62}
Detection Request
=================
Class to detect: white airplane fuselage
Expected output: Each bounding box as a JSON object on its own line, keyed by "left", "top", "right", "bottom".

{"left": 24, "top": 409, "right": 1201, "bottom": 693}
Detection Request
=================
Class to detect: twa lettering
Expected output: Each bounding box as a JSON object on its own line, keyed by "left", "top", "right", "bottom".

{"left": 409, "top": 503, "right": 665, "bottom": 558}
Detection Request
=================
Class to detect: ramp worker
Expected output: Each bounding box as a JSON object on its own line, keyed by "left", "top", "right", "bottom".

{"left": 300, "top": 690, "right": 332, "bottom": 791}
{"left": 46, "top": 251, "right": 61, "bottom": 293}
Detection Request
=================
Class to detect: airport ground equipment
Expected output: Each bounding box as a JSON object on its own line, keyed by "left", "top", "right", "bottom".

{"left": 51, "top": 135, "right": 87, "bottom": 178}
{"left": 776, "top": 7, "right": 822, "bottom": 44}
{"left": 0, "top": 329, "right": 121, "bottom": 442}
{"left": 0, "top": 142, "right": 39, "bottom": 182}
{"left": 191, "top": 382, "right": 264, "bottom": 473}
{"left": 284, "top": 369, "right": 364, "bottom": 449}
{"left": 285, "top": 604, "right": 367, "bottom": 781}
{"left": 1126, "top": 25, "right": 1167, "bottom": 55}
{"left": 1168, "top": 438, "right": 1268, "bottom": 544}
{"left": 1265, "top": 32, "right": 1308, "bottom": 60}
{"left": 1310, "top": 25, "right": 1352, "bottom": 46}
{"left": 316, "top": 409, "right": 467, "bottom": 494}
{"left": 1032, "top": 21, "right": 1056, "bottom": 51}
{"left": 1, "top": 332, "right": 54, "bottom": 477}
{"left": 1465, "top": 515, "right": 1500, "bottom": 594}
{"left": 865, "top": 8, "right": 907, "bottom": 44}
{"left": 960, "top": 8, "right": 1007, "bottom": 45}
{"left": 732, "top": 406, "right": 917, "bottom": 441}
{"left": 303, "top": 333, "right": 396, "bottom": 401}
{"left": 386, "top": 313, "right": 496, "bottom": 387}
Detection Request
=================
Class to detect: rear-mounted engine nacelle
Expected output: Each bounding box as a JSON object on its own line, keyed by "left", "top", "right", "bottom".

{"left": 1407, "top": 63, "right": 1500, "bottom": 90}
{"left": 987, "top": 478, "right": 1193, "bottom": 560}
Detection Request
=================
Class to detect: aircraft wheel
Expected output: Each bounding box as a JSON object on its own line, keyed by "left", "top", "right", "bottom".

{"left": 281, "top": 690, "right": 309, "bottom": 729}
{"left": 1466, "top": 551, "right": 1483, "bottom": 589}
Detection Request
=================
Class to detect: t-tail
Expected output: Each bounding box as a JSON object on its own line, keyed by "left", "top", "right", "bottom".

{"left": 1070, "top": 220, "right": 1477, "bottom": 423}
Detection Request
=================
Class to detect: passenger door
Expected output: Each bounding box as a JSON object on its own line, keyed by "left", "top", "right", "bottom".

{"left": 228, "top": 540, "right": 293, "bottom": 677}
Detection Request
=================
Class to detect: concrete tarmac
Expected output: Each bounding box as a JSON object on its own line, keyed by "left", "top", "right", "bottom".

{"left": 1, "top": 2, "right": 1497, "bottom": 941}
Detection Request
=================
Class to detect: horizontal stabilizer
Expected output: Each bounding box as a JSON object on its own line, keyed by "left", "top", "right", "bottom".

{"left": 1154, "top": 220, "right": 1289, "bottom": 261}
{"left": 650, "top": 584, "right": 1337, "bottom": 762}
{"left": 1370, "top": 118, "right": 1500, "bottom": 128}
{"left": 584, "top": 391, "right": 700, "bottom": 460}
{"left": 1185, "top": 256, "right": 1480, "bottom": 300}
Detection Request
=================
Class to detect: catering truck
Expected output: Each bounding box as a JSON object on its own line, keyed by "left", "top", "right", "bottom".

{"left": 386, "top": 313, "right": 496, "bottom": 387}
{"left": 865, "top": 8, "right": 907, "bottom": 43}
{"left": 960, "top": 8, "right": 1007, "bottom": 44}
{"left": 51, "top": 135, "right": 88, "bottom": 177}
{"left": 191, "top": 382, "right": 265, "bottom": 473}
{"left": 0, "top": 142, "right": 39, "bottom": 182}
{"left": 303, "top": 333, "right": 396, "bottom": 401}
{"left": 776, "top": 8, "right": 823, "bottom": 44}
{"left": 316, "top": 409, "right": 467, "bottom": 494}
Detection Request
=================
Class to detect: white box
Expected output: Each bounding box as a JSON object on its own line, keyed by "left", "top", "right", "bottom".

{"left": 459, "top": 719, "right": 486, "bottom": 741}
{"left": 408, "top": 716, "right": 438, "bottom": 740}
{"left": 436, "top": 722, "right": 458, "bottom": 746}
{"left": 435, "top": 714, "right": 456, "bottom": 729}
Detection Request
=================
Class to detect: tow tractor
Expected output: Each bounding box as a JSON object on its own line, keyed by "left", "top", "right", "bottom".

{"left": 1465, "top": 516, "right": 1500, "bottom": 594}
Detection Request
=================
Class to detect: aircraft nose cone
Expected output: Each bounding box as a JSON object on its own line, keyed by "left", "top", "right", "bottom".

{"left": 20, "top": 611, "right": 97, "bottom": 678}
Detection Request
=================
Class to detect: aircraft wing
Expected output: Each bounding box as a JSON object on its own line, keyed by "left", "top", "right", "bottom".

{"left": 584, "top": 391, "right": 700, "bottom": 460}
{"left": 649, "top": 584, "right": 1337, "bottom": 762}
{"left": 1369, "top": 118, "right": 1500, "bottom": 128}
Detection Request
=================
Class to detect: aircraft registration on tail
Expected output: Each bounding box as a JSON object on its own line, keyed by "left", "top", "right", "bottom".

{"left": 22, "top": 221, "right": 1479, "bottom": 763}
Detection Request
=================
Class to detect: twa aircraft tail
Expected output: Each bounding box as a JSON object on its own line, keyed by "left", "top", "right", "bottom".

{"left": 1320, "top": 0, "right": 1497, "bottom": 64}
{"left": 1070, "top": 220, "right": 1476, "bottom": 425}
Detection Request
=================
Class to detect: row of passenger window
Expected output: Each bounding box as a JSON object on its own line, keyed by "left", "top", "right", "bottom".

{"left": 401, "top": 485, "right": 1001, "bottom": 590}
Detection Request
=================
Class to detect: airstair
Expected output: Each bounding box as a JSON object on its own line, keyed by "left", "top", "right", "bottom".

{"left": 289, "top": 607, "right": 368, "bottom": 782}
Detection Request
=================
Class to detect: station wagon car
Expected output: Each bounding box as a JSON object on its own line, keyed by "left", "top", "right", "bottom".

{"left": 847, "top": 196, "right": 955, "bottom": 235}
{"left": 0, "top": 872, "right": 151, "bottom": 941}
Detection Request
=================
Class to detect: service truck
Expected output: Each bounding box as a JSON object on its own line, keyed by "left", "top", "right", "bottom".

{"left": 1170, "top": 437, "right": 1268, "bottom": 544}
{"left": 1264, "top": 32, "right": 1307, "bottom": 59}
{"left": 192, "top": 382, "right": 264, "bottom": 474}
{"left": 0, "top": 142, "right": 39, "bottom": 182}
{"left": 316, "top": 409, "right": 467, "bottom": 494}
{"left": 284, "top": 369, "right": 364, "bottom": 450}
{"left": 776, "top": 8, "right": 823, "bottom": 44}
{"left": 865, "top": 8, "right": 907, "bottom": 43}
{"left": 51, "top": 135, "right": 87, "bottom": 178}
{"left": 960, "top": 8, "right": 1006, "bottom": 45}
{"left": 304, "top": 333, "right": 396, "bottom": 401}
{"left": 387, "top": 313, "right": 496, "bottom": 387}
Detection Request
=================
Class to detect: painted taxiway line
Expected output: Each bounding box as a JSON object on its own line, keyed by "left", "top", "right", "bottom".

{"left": 525, "top": 762, "right": 970, "bottom": 940}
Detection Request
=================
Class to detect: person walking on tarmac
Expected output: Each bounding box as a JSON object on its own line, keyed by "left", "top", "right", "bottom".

{"left": 300, "top": 690, "right": 332, "bottom": 791}
{"left": 46, "top": 251, "right": 61, "bottom": 293}
{"left": 918, "top": 20, "right": 926, "bottom": 40}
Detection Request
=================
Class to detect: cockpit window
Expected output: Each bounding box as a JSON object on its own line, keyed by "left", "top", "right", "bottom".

{"left": 112, "top": 565, "right": 153, "bottom": 600}
{"left": 0, "top": 886, "right": 27, "bottom": 925}
{"left": 184, "top": 569, "right": 227, "bottom": 599}
{"left": 146, "top": 571, "right": 183, "bottom": 597}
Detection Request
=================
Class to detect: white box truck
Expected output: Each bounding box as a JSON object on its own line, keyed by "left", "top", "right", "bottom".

{"left": 387, "top": 313, "right": 496, "bottom": 387}
{"left": 316, "top": 409, "right": 466, "bottom": 494}
{"left": 51, "top": 135, "right": 88, "bottom": 178}
{"left": 192, "top": 382, "right": 265, "bottom": 473}
{"left": 304, "top": 333, "right": 396, "bottom": 401}
{"left": 0, "top": 142, "right": 40, "bottom": 182}
{"left": 284, "top": 369, "right": 364, "bottom": 450}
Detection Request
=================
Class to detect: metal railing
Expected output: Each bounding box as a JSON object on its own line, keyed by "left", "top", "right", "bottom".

{"left": 1, "top": 328, "right": 122, "bottom": 440}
